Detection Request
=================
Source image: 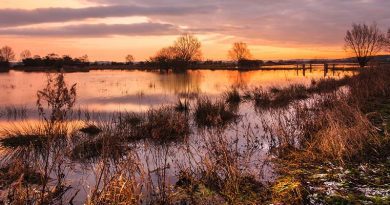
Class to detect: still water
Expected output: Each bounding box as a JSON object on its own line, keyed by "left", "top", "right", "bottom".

{"left": 0, "top": 68, "right": 350, "bottom": 113}
{"left": 0, "top": 68, "right": 353, "bottom": 204}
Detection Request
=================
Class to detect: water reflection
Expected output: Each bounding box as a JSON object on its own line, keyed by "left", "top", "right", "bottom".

{"left": 0, "top": 68, "right": 357, "bottom": 204}
{"left": 0, "top": 69, "right": 353, "bottom": 114}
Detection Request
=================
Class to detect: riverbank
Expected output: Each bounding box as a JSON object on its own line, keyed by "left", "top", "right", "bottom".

{"left": 269, "top": 66, "right": 390, "bottom": 204}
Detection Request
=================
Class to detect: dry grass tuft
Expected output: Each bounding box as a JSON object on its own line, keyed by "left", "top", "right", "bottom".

{"left": 88, "top": 174, "right": 142, "bottom": 205}
{"left": 194, "top": 97, "right": 239, "bottom": 128}
{"left": 223, "top": 88, "right": 241, "bottom": 105}
{"left": 119, "top": 107, "right": 190, "bottom": 143}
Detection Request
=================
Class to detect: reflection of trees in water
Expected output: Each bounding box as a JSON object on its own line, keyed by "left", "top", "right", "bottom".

{"left": 0, "top": 71, "right": 272, "bottom": 204}
{"left": 227, "top": 71, "right": 253, "bottom": 88}
{"left": 158, "top": 71, "right": 202, "bottom": 98}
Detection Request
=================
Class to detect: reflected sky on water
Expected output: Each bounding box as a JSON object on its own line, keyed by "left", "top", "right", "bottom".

{"left": 0, "top": 68, "right": 353, "bottom": 113}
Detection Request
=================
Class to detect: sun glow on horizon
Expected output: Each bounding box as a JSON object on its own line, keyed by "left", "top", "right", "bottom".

{"left": 0, "top": 0, "right": 388, "bottom": 61}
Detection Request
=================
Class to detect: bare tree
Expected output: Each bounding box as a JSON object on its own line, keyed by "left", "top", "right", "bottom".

{"left": 20, "top": 50, "right": 32, "bottom": 60}
{"left": 125, "top": 54, "right": 135, "bottom": 64}
{"left": 152, "top": 47, "right": 176, "bottom": 61}
{"left": 172, "top": 34, "right": 202, "bottom": 62}
{"left": 0, "top": 46, "right": 16, "bottom": 62}
{"left": 228, "top": 42, "right": 252, "bottom": 61}
{"left": 344, "top": 23, "right": 387, "bottom": 67}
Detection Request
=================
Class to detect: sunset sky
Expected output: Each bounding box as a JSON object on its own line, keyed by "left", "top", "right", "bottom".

{"left": 1, "top": 0, "right": 389, "bottom": 61}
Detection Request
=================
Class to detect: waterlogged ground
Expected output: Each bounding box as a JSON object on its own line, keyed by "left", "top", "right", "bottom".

{"left": 0, "top": 68, "right": 350, "bottom": 112}
{"left": 0, "top": 68, "right": 355, "bottom": 204}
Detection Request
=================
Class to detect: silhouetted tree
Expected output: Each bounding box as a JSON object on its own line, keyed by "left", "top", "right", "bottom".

{"left": 228, "top": 42, "right": 252, "bottom": 62}
{"left": 150, "top": 34, "right": 202, "bottom": 70}
{"left": 125, "top": 54, "right": 134, "bottom": 65}
{"left": 344, "top": 23, "right": 387, "bottom": 67}
{"left": 20, "top": 50, "right": 32, "bottom": 60}
{"left": 172, "top": 33, "right": 202, "bottom": 62}
{"left": 23, "top": 54, "right": 89, "bottom": 68}
{"left": 0, "top": 46, "right": 15, "bottom": 62}
{"left": 150, "top": 47, "right": 177, "bottom": 69}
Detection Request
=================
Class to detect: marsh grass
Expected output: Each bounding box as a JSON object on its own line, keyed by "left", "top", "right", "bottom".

{"left": 223, "top": 88, "right": 241, "bottom": 105}
{"left": 174, "top": 99, "right": 190, "bottom": 112}
{"left": 0, "top": 122, "right": 74, "bottom": 204}
{"left": 79, "top": 124, "right": 102, "bottom": 136}
{"left": 88, "top": 174, "right": 142, "bottom": 205}
{"left": 1, "top": 66, "right": 390, "bottom": 204}
{"left": 264, "top": 66, "right": 390, "bottom": 164}
{"left": 246, "top": 76, "right": 353, "bottom": 110}
{"left": 308, "top": 77, "right": 350, "bottom": 93}
{"left": 194, "top": 97, "right": 239, "bottom": 128}
{"left": 118, "top": 107, "right": 190, "bottom": 144}
{"left": 174, "top": 129, "right": 269, "bottom": 204}
{"left": 264, "top": 95, "right": 381, "bottom": 164}
{"left": 246, "top": 84, "right": 308, "bottom": 109}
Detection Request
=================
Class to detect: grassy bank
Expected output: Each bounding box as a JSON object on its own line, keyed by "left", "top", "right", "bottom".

{"left": 267, "top": 66, "right": 390, "bottom": 204}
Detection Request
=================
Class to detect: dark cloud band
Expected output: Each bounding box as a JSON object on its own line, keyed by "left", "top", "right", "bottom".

{"left": 0, "top": 23, "right": 181, "bottom": 37}
{"left": 0, "top": 5, "right": 215, "bottom": 27}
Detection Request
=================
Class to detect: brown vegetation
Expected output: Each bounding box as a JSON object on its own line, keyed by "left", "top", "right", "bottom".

{"left": 194, "top": 97, "right": 239, "bottom": 128}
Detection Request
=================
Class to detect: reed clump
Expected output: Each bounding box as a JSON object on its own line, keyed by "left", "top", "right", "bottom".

{"left": 79, "top": 124, "right": 102, "bottom": 136}
{"left": 119, "top": 107, "right": 190, "bottom": 143}
{"left": 247, "top": 84, "right": 309, "bottom": 109}
{"left": 224, "top": 88, "right": 241, "bottom": 105}
{"left": 88, "top": 174, "right": 142, "bottom": 205}
{"left": 265, "top": 66, "right": 390, "bottom": 164}
{"left": 71, "top": 122, "right": 128, "bottom": 162}
{"left": 194, "top": 97, "right": 239, "bottom": 128}
{"left": 175, "top": 131, "right": 268, "bottom": 204}
{"left": 247, "top": 76, "right": 354, "bottom": 110}
{"left": 265, "top": 95, "right": 380, "bottom": 164}
{"left": 308, "top": 77, "right": 350, "bottom": 93}
{"left": 174, "top": 99, "right": 190, "bottom": 112}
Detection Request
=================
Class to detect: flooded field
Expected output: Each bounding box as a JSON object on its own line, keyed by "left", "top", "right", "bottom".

{"left": 0, "top": 68, "right": 355, "bottom": 204}
{"left": 0, "top": 68, "right": 351, "bottom": 112}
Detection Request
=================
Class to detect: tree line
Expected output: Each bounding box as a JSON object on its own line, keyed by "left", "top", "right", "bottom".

{"left": 1, "top": 23, "right": 389, "bottom": 71}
